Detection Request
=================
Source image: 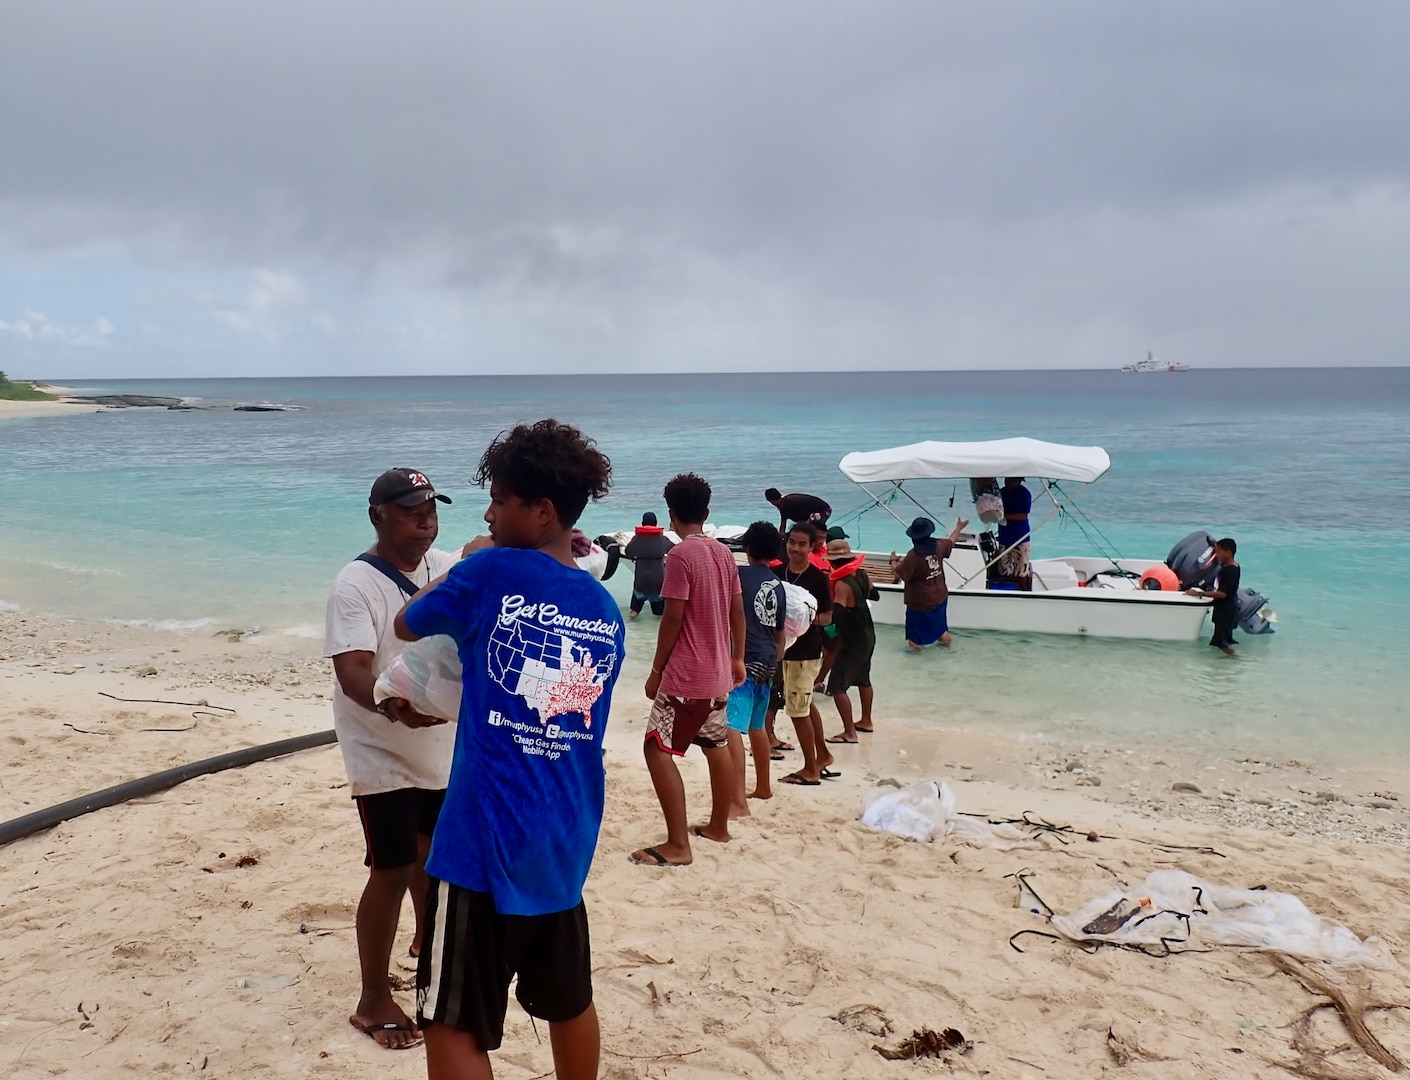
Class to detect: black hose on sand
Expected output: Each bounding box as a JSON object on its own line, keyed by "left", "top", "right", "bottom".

{"left": 0, "top": 729, "right": 338, "bottom": 848}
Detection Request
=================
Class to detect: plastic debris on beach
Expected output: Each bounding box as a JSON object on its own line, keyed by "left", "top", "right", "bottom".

{"left": 873, "top": 1026, "right": 970, "bottom": 1061}
{"left": 860, "top": 780, "right": 1041, "bottom": 849}
{"left": 831, "top": 1004, "right": 893, "bottom": 1037}
{"left": 1027, "top": 869, "right": 1394, "bottom": 969}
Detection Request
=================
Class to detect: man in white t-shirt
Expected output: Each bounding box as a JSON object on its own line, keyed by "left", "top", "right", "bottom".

{"left": 325, "top": 467, "right": 462, "bottom": 1050}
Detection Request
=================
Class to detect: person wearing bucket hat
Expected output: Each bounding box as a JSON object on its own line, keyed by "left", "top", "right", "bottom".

{"left": 822, "top": 537, "right": 878, "bottom": 741}
{"left": 888, "top": 515, "right": 969, "bottom": 648}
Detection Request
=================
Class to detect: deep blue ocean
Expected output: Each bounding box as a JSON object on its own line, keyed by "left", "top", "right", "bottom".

{"left": 2, "top": 369, "right": 1406, "bottom": 764}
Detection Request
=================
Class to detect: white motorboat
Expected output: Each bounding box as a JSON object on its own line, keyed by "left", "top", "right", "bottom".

{"left": 1121, "top": 351, "right": 1189, "bottom": 373}
{"left": 837, "top": 438, "right": 1212, "bottom": 640}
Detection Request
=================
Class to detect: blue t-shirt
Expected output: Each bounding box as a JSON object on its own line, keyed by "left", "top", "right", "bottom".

{"left": 403, "top": 547, "right": 625, "bottom": 916}
{"left": 998, "top": 484, "right": 1033, "bottom": 547}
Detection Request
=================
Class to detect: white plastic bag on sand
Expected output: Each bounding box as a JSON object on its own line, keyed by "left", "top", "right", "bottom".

{"left": 860, "top": 780, "right": 1039, "bottom": 850}
{"left": 1048, "top": 869, "right": 1394, "bottom": 969}
{"left": 780, "top": 581, "right": 818, "bottom": 650}
{"left": 373, "top": 635, "right": 463, "bottom": 723}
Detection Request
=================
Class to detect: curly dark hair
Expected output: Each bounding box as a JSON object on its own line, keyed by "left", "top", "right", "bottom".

{"left": 740, "top": 521, "right": 782, "bottom": 561}
{"left": 663, "top": 472, "right": 711, "bottom": 525}
{"left": 473, "top": 419, "right": 612, "bottom": 527}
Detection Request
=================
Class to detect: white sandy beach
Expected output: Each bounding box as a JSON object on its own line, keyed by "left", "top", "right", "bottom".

{"left": 0, "top": 399, "right": 106, "bottom": 420}
{"left": 2, "top": 610, "right": 1409, "bottom": 1079}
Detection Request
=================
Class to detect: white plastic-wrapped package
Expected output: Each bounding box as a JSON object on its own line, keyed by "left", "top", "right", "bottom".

{"left": 373, "top": 634, "right": 463, "bottom": 723}
{"left": 780, "top": 581, "right": 819, "bottom": 650}
{"left": 860, "top": 780, "right": 1038, "bottom": 850}
{"left": 575, "top": 543, "right": 608, "bottom": 579}
{"left": 1048, "top": 869, "right": 1395, "bottom": 969}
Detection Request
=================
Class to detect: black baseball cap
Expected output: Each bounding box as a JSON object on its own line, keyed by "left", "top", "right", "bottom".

{"left": 826, "top": 525, "right": 848, "bottom": 542}
{"left": 369, "top": 468, "right": 452, "bottom": 508}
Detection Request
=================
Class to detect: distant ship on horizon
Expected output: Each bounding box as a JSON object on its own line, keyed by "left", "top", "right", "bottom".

{"left": 1121, "top": 351, "right": 1190, "bottom": 373}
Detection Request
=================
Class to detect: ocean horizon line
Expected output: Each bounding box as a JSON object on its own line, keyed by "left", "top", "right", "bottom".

{"left": 27, "top": 363, "right": 1410, "bottom": 384}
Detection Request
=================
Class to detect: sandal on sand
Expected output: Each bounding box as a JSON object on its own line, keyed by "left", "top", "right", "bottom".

{"left": 824, "top": 735, "right": 858, "bottom": 744}
{"left": 780, "top": 773, "right": 821, "bottom": 787}
{"left": 855, "top": 726, "right": 874, "bottom": 734}
{"left": 691, "top": 826, "right": 728, "bottom": 844}
{"left": 349, "top": 1016, "right": 423, "bottom": 1050}
{"left": 770, "top": 741, "right": 795, "bottom": 752}
{"left": 629, "top": 847, "right": 692, "bottom": 867}
{"left": 820, "top": 768, "right": 842, "bottom": 780}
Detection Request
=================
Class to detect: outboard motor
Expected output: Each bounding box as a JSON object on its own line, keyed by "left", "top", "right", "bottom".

{"left": 977, "top": 530, "right": 1002, "bottom": 564}
{"left": 1236, "top": 587, "right": 1275, "bottom": 635}
{"left": 1165, "top": 532, "right": 1219, "bottom": 590}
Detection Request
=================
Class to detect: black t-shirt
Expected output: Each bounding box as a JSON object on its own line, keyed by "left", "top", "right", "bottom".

{"left": 623, "top": 531, "right": 674, "bottom": 595}
{"left": 776, "top": 492, "right": 831, "bottom": 524}
{"left": 777, "top": 563, "right": 834, "bottom": 661}
{"left": 739, "top": 563, "right": 786, "bottom": 669}
{"left": 1212, "top": 563, "right": 1241, "bottom": 618}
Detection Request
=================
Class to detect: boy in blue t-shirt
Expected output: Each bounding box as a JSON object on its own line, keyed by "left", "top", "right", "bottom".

{"left": 391, "top": 419, "right": 623, "bottom": 1079}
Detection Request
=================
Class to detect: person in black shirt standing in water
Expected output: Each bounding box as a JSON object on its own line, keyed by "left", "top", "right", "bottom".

{"left": 1188, "top": 537, "right": 1241, "bottom": 656}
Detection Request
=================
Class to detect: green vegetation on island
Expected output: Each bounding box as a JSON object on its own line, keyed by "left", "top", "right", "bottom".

{"left": 0, "top": 371, "right": 57, "bottom": 401}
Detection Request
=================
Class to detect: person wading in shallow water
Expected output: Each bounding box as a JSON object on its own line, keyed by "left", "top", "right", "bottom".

{"left": 325, "top": 468, "right": 460, "bottom": 1050}
{"left": 889, "top": 516, "right": 968, "bottom": 649}
{"left": 1189, "top": 537, "right": 1241, "bottom": 657}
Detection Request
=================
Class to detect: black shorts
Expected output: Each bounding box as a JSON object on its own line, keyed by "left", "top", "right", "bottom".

{"left": 416, "top": 880, "right": 593, "bottom": 1051}
{"left": 354, "top": 787, "right": 445, "bottom": 871}
{"left": 1209, "top": 611, "right": 1238, "bottom": 649}
{"left": 768, "top": 665, "right": 786, "bottom": 713}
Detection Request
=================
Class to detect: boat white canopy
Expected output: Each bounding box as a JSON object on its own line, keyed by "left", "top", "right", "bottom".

{"left": 838, "top": 437, "right": 1111, "bottom": 485}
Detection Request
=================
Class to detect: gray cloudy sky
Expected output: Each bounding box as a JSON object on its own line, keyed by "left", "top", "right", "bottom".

{"left": 2, "top": 1, "right": 1407, "bottom": 377}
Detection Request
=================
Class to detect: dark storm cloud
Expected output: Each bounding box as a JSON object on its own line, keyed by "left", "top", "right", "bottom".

{"left": 1, "top": 1, "right": 1407, "bottom": 370}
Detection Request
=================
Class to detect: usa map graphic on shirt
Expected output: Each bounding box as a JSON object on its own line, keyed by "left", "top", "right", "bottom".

{"left": 488, "top": 605, "right": 617, "bottom": 725}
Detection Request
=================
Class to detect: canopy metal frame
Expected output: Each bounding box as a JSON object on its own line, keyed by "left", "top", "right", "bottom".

{"left": 844, "top": 473, "right": 1111, "bottom": 588}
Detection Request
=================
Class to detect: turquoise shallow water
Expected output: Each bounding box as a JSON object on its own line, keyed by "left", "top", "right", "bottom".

{"left": 2, "top": 369, "right": 1406, "bottom": 763}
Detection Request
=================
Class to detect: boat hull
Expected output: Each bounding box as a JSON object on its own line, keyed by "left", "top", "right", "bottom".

{"left": 862, "top": 547, "right": 1211, "bottom": 640}
{"left": 868, "top": 582, "right": 1210, "bottom": 640}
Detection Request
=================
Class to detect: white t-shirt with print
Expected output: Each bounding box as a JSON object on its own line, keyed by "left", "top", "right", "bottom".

{"left": 324, "top": 549, "right": 460, "bottom": 797}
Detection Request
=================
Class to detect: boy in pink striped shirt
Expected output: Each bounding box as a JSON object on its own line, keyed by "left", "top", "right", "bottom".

{"left": 630, "top": 473, "right": 745, "bottom": 868}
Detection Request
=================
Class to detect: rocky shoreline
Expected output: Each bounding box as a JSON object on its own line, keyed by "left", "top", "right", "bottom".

{"left": 57, "top": 394, "right": 300, "bottom": 412}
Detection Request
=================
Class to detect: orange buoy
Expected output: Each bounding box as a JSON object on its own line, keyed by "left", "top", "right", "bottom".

{"left": 1139, "top": 566, "right": 1180, "bottom": 591}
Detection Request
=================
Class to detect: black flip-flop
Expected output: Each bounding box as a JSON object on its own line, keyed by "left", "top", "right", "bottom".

{"left": 629, "top": 846, "right": 691, "bottom": 867}
{"left": 820, "top": 768, "right": 842, "bottom": 780}
{"left": 770, "top": 750, "right": 786, "bottom": 761}
{"left": 780, "top": 773, "right": 821, "bottom": 787}
{"left": 349, "top": 1016, "right": 423, "bottom": 1050}
{"left": 824, "top": 735, "right": 858, "bottom": 744}
{"left": 770, "top": 742, "right": 795, "bottom": 752}
{"left": 854, "top": 727, "right": 874, "bottom": 734}
{"left": 691, "top": 826, "right": 728, "bottom": 844}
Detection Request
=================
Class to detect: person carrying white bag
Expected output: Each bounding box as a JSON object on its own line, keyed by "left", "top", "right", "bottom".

{"left": 323, "top": 467, "right": 468, "bottom": 1049}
